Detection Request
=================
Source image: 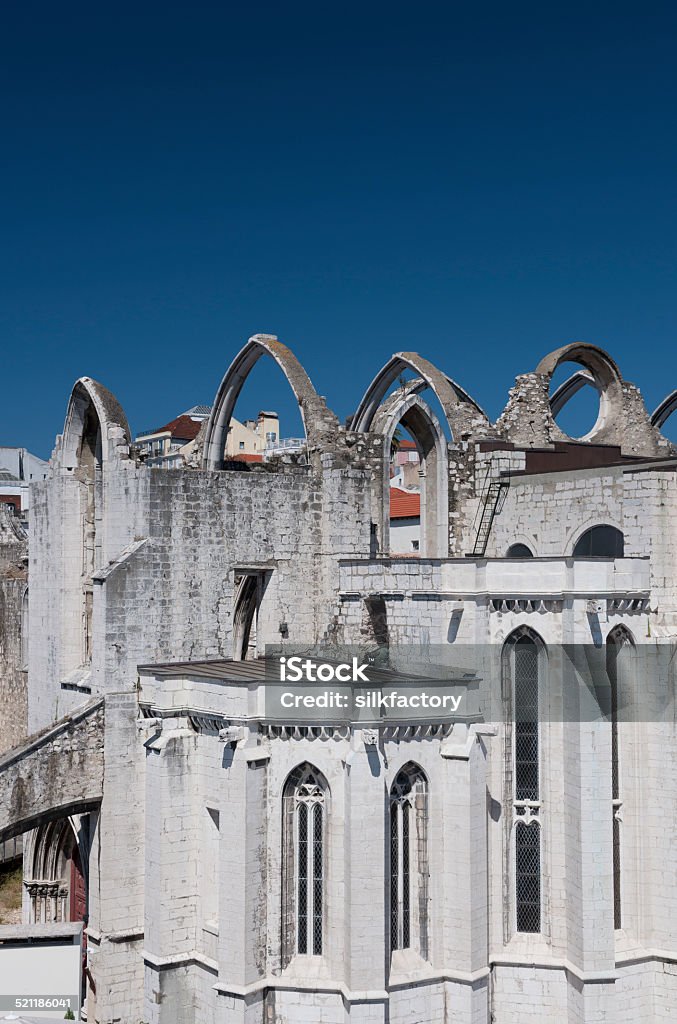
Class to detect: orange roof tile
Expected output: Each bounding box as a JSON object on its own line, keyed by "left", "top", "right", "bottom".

{"left": 389, "top": 488, "right": 420, "bottom": 519}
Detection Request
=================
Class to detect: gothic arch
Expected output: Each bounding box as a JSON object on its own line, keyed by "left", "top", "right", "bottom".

{"left": 388, "top": 761, "right": 429, "bottom": 960}
{"left": 389, "top": 759, "right": 428, "bottom": 790}
{"left": 502, "top": 626, "right": 546, "bottom": 938}
{"left": 549, "top": 368, "right": 595, "bottom": 417}
{"left": 61, "top": 377, "right": 131, "bottom": 469}
{"left": 351, "top": 352, "right": 490, "bottom": 440}
{"left": 282, "top": 761, "right": 330, "bottom": 798}
{"left": 497, "top": 341, "right": 666, "bottom": 454}
{"left": 605, "top": 623, "right": 635, "bottom": 930}
{"left": 24, "top": 817, "right": 88, "bottom": 924}
{"left": 651, "top": 389, "right": 677, "bottom": 430}
{"left": 372, "top": 391, "right": 449, "bottom": 557}
{"left": 281, "top": 763, "right": 329, "bottom": 965}
{"left": 203, "top": 335, "right": 339, "bottom": 469}
{"left": 60, "top": 378, "right": 130, "bottom": 668}
{"left": 606, "top": 623, "right": 635, "bottom": 646}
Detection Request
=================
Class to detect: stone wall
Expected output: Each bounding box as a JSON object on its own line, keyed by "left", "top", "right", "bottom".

{"left": 0, "top": 505, "right": 27, "bottom": 755}
{"left": 4, "top": 340, "right": 677, "bottom": 1024}
{"left": 0, "top": 699, "right": 103, "bottom": 842}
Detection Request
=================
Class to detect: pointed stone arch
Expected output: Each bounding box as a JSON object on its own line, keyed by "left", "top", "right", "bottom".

{"left": 281, "top": 762, "right": 329, "bottom": 965}
{"left": 651, "top": 389, "right": 677, "bottom": 430}
{"left": 501, "top": 626, "right": 546, "bottom": 938}
{"left": 388, "top": 760, "right": 429, "bottom": 960}
{"left": 202, "top": 335, "right": 340, "bottom": 469}
{"left": 372, "top": 391, "right": 449, "bottom": 557}
{"left": 61, "top": 377, "right": 131, "bottom": 469}
{"left": 548, "top": 368, "right": 595, "bottom": 417}
{"left": 59, "top": 379, "right": 130, "bottom": 671}
{"left": 351, "top": 352, "right": 490, "bottom": 439}
{"left": 605, "top": 623, "right": 635, "bottom": 930}
{"left": 23, "top": 815, "right": 90, "bottom": 924}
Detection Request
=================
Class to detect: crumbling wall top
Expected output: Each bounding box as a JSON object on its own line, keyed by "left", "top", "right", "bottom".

{"left": 496, "top": 341, "right": 674, "bottom": 457}
{"left": 59, "top": 376, "right": 131, "bottom": 468}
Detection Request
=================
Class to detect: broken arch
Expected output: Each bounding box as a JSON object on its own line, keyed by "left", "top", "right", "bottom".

{"left": 651, "top": 389, "right": 677, "bottom": 432}
{"left": 351, "top": 352, "right": 490, "bottom": 440}
{"left": 535, "top": 342, "right": 624, "bottom": 444}
{"left": 202, "top": 335, "right": 339, "bottom": 469}
{"left": 61, "top": 376, "right": 131, "bottom": 469}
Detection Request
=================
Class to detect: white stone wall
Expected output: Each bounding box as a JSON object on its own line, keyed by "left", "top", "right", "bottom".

{"left": 19, "top": 392, "right": 677, "bottom": 1024}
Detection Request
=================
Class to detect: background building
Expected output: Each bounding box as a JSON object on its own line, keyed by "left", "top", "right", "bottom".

{"left": 389, "top": 486, "right": 420, "bottom": 553}
{"left": 135, "top": 405, "right": 211, "bottom": 467}
{"left": 0, "top": 448, "right": 48, "bottom": 520}
{"left": 135, "top": 407, "right": 284, "bottom": 467}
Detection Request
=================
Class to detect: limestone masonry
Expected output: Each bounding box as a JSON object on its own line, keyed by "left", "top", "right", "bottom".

{"left": 0, "top": 336, "right": 676, "bottom": 1023}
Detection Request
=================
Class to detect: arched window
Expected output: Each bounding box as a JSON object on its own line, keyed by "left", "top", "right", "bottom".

{"left": 504, "top": 630, "right": 544, "bottom": 934}
{"left": 282, "top": 764, "right": 327, "bottom": 965}
{"left": 573, "top": 525, "right": 624, "bottom": 557}
{"left": 506, "top": 543, "right": 534, "bottom": 558}
{"left": 606, "top": 626, "right": 634, "bottom": 930}
{"left": 389, "top": 763, "right": 429, "bottom": 960}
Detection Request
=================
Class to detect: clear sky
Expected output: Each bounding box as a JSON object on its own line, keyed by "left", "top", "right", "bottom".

{"left": 2, "top": 2, "right": 676, "bottom": 457}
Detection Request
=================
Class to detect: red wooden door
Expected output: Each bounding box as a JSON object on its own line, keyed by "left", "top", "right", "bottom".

{"left": 69, "top": 845, "right": 87, "bottom": 922}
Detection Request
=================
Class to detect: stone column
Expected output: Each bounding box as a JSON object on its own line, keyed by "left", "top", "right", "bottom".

{"left": 439, "top": 724, "right": 490, "bottom": 1024}
{"left": 560, "top": 655, "right": 617, "bottom": 1021}
{"left": 342, "top": 729, "right": 388, "bottom": 1024}
{"left": 143, "top": 722, "right": 199, "bottom": 1024}
{"left": 216, "top": 745, "right": 269, "bottom": 1024}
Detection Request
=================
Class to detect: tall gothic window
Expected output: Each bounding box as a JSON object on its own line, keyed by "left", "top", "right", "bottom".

{"left": 389, "top": 763, "right": 429, "bottom": 960}
{"left": 282, "top": 764, "right": 327, "bottom": 965}
{"left": 505, "top": 630, "right": 543, "bottom": 934}
{"left": 606, "top": 626, "right": 633, "bottom": 930}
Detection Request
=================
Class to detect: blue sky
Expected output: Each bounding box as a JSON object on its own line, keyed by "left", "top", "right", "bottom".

{"left": 2, "top": 2, "right": 676, "bottom": 456}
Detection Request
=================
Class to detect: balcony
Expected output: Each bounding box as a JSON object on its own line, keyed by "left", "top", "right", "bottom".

{"left": 338, "top": 556, "right": 651, "bottom": 602}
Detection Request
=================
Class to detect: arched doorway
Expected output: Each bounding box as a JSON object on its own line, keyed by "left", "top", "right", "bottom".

{"left": 24, "top": 818, "right": 88, "bottom": 924}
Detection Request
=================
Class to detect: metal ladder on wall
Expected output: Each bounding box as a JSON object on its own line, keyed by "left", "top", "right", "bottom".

{"left": 468, "top": 456, "right": 511, "bottom": 557}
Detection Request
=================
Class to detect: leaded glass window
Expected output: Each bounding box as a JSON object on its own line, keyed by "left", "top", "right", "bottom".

{"left": 606, "top": 627, "right": 633, "bottom": 931}
{"left": 389, "top": 764, "right": 429, "bottom": 959}
{"left": 507, "top": 632, "right": 543, "bottom": 935}
{"left": 282, "top": 764, "right": 327, "bottom": 964}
